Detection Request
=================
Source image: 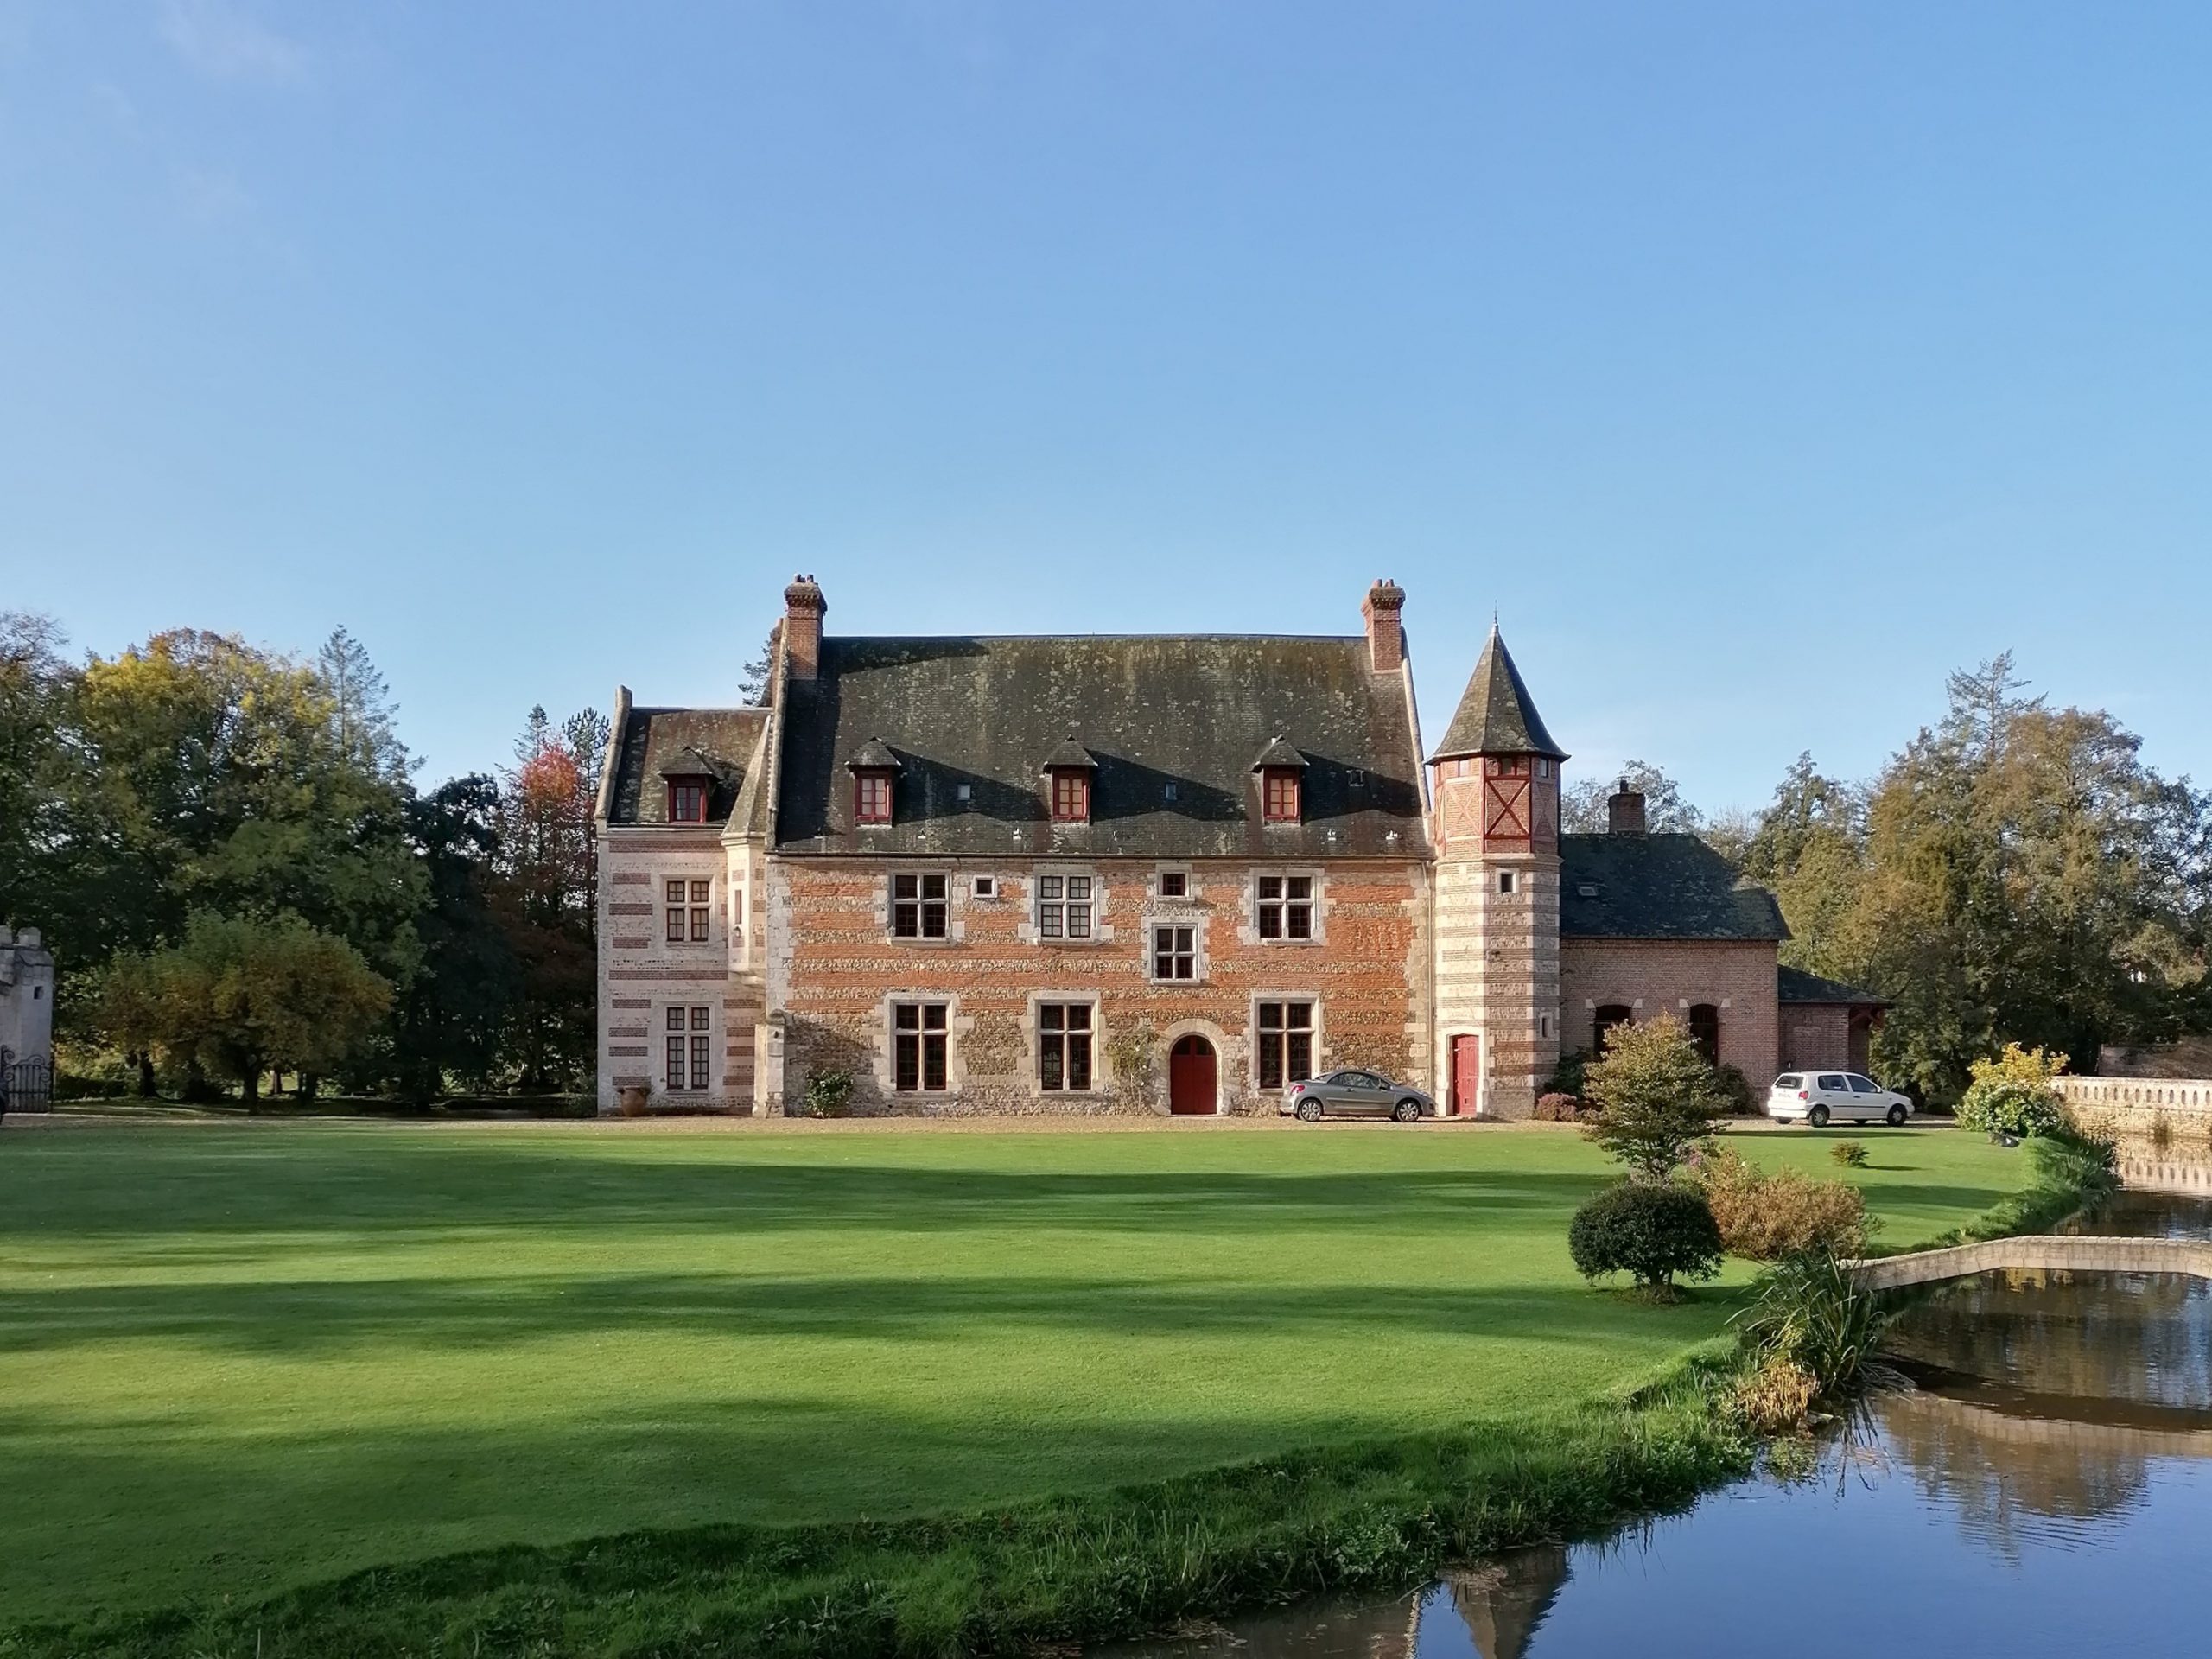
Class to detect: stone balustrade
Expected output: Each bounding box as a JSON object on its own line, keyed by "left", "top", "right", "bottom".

{"left": 1848, "top": 1234, "right": 2212, "bottom": 1293}
{"left": 2056, "top": 1075, "right": 2212, "bottom": 1140}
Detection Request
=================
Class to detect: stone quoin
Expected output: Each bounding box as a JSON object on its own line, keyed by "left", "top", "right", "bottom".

{"left": 592, "top": 577, "right": 1883, "bottom": 1117}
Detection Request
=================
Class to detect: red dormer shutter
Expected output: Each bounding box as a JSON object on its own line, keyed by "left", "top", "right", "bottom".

{"left": 1261, "top": 767, "right": 1301, "bottom": 823}
{"left": 855, "top": 770, "right": 893, "bottom": 824}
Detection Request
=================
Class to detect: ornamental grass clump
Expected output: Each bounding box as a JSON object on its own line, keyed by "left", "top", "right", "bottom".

{"left": 1579, "top": 1014, "right": 1732, "bottom": 1180}
{"left": 1567, "top": 1180, "right": 1724, "bottom": 1300}
{"left": 1696, "top": 1146, "right": 1873, "bottom": 1261}
{"left": 1731, "top": 1249, "right": 1890, "bottom": 1400}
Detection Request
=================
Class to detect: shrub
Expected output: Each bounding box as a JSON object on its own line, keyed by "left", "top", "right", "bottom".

{"left": 1955, "top": 1042, "right": 2069, "bottom": 1138}
{"left": 802, "top": 1068, "right": 855, "bottom": 1118}
{"left": 1567, "top": 1180, "right": 1724, "bottom": 1298}
{"left": 1580, "top": 1014, "right": 1732, "bottom": 1179}
{"left": 1533, "top": 1092, "right": 1581, "bottom": 1122}
{"left": 1696, "top": 1146, "right": 1872, "bottom": 1260}
{"left": 1829, "top": 1140, "right": 1869, "bottom": 1168}
{"left": 1713, "top": 1064, "right": 1758, "bottom": 1116}
{"left": 1956, "top": 1078, "right": 2064, "bottom": 1139}
{"left": 1731, "top": 1249, "right": 1889, "bottom": 1393}
{"left": 1544, "top": 1048, "right": 1591, "bottom": 1101}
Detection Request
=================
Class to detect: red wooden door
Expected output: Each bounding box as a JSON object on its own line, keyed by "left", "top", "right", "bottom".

{"left": 1451, "top": 1034, "right": 1481, "bottom": 1116}
{"left": 1168, "top": 1036, "right": 1217, "bottom": 1115}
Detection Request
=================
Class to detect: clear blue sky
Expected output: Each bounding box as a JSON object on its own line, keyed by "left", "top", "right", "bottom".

{"left": 4, "top": 3, "right": 2208, "bottom": 812}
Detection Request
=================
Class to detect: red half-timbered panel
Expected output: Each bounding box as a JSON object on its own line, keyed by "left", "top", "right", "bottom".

{"left": 1482, "top": 758, "right": 1532, "bottom": 850}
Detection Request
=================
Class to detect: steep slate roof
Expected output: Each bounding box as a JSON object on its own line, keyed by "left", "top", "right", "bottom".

{"left": 773, "top": 635, "right": 1427, "bottom": 857}
{"left": 1777, "top": 964, "right": 1890, "bottom": 1007}
{"left": 607, "top": 706, "right": 768, "bottom": 825}
{"left": 1432, "top": 627, "right": 1567, "bottom": 761}
{"left": 1559, "top": 833, "right": 1789, "bottom": 941}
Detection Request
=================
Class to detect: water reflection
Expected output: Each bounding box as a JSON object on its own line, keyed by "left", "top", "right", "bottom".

{"left": 1112, "top": 1184, "right": 2212, "bottom": 1658}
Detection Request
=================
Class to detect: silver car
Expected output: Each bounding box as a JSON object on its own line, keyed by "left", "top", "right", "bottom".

{"left": 1280, "top": 1070, "right": 1435, "bottom": 1122}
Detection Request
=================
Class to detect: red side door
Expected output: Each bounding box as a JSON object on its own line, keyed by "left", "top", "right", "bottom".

{"left": 1169, "top": 1036, "right": 1217, "bottom": 1115}
{"left": 1452, "top": 1034, "right": 1480, "bottom": 1116}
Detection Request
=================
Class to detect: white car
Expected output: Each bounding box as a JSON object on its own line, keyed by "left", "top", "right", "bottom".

{"left": 1768, "top": 1071, "right": 1914, "bottom": 1128}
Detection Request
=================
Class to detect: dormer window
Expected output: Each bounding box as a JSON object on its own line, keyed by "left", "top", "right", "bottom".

{"left": 1040, "top": 735, "right": 1097, "bottom": 825}
{"left": 1250, "top": 736, "right": 1308, "bottom": 826}
{"left": 855, "top": 772, "right": 893, "bottom": 824}
{"left": 667, "top": 779, "right": 709, "bottom": 823}
{"left": 845, "top": 738, "right": 901, "bottom": 828}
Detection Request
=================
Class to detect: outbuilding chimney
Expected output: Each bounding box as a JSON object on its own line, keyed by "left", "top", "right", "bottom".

{"left": 1607, "top": 780, "right": 1647, "bottom": 836}
{"left": 782, "top": 574, "right": 826, "bottom": 683}
{"left": 1363, "top": 578, "right": 1406, "bottom": 673}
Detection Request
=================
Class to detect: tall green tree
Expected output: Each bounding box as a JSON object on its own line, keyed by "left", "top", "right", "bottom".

{"left": 100, "top": 912, "right": 392, "bottom": 1101}
{"left": 1562, "top": 760, "right": 1703, "bottom": 835}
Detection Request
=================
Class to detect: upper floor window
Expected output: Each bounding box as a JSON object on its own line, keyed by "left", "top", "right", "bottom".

{"left": 1158, "top": 870, "right": 1188, "bottom": 899}
{"left": 1038, "top": 1002, "right": 1093, "bottom": 1091}
{"left": 892, "top": 874, "right": 948, "bottom": 938}
{"left": 892, "top": 1002, "right": 949, "bottom": 1091}
{"left": 1256, "top": 874, "right": 1314, "bottom": 940}
{"left": 1050, "top": 769, "right": 1090, "bottom": 823}
{"left": 666, "top": 879, "right": 711, "bottom": 943}
{"left": 855, "top": 771, "right": 893, "bottom": 824}
{"left": 1262, "top": 768, "right": 1301, "bottom": 823}
{"left": 1037, "top": 874, "right": 1092, "bottom": 939}
{"left": 1153, "top": 925, "right": 1197, "bottom": 981}
{"left": 668, "top": 780, "right": 709, "bottom": 822}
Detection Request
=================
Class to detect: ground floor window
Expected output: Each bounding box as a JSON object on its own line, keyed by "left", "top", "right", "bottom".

{"left": 1256, "top": 1000, "right": 1315, "bottom": 1089}
{"left": 1593, "top": 1004, "right": 1632, "bottom": 1052}
{"left": 893, "top": 1001, "right": 949, "bottom": 1091}
{"left": 665, "top": 1006, "right": 710, "bottom": 1090}
{"left": 1688, "top": 1003, "right": 1720, "bottom": 1065}
{"left": 1038, "top": 1002, "right": 1093, "bottom": 1091}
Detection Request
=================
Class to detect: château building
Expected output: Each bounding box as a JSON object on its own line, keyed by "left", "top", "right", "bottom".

{"left": 591, "top": 575, "right": 1882, "bottom": 1116}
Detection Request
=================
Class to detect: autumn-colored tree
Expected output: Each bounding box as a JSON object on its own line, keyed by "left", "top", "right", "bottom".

{"left": 493, "top": 706, "right": 604, "bottom": 1090}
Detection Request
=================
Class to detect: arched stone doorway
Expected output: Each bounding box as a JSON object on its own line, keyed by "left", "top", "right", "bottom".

{"left": 1168, "top": 1034, "right": 1217, "bottom": 1115}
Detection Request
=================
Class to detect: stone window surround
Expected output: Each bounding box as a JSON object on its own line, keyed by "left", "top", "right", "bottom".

{"left": 1243, "top": 868, "right": 1326, "bottom": 946}
{"left": 876, "top": 868, "right": 964, "bottom": 946}
{"left": 658, "top": 999, "right": 718, "bottom": 1096}
{"left": 872, "top": 991, "right": 971, "bottom": 1096}
{"left": 1249, "top": 990, "right": 1324, "bottom": 1091}
{"left": 658, "top": 866, "right": 724, "bottom": 955}
{"left": 1022, "top": 990, "right": 1104, "bottom": 1099}
{"left": 1146, "top": 914, "right": 1206, "bottom": 983}
{"left": 1017, "top": 866, "right": 1116, "bottom": 947}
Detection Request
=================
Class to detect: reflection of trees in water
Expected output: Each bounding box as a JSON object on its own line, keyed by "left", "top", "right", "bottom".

{"left": 1883, "top": 1269, "right": 2211, "bottom": 1408}
{"left": 1873, "top": 1387, "right": 2154, "bottom": 1558}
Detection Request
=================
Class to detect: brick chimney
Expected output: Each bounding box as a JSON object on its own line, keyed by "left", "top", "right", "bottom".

{"left": 1607, "top": 780, "right": 1647, "bottom": 835}
{"left": 782, "top": 574, "right": 826, "bottom": 683}
{"left": 1363, "top": 578, "right": 1406, "bottom": 673}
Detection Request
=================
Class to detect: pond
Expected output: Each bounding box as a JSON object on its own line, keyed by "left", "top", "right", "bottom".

{"left": 1109, "top": 1184, "right": 2212, "bottom": 1658}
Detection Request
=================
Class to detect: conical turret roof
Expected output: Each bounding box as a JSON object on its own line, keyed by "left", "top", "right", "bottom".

{"left": 1431, "top": 626, "right": 1567, "bottom": 761}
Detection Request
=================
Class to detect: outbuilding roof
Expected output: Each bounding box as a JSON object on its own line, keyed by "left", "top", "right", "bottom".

{"left": 1777, "top": 964, "right": 1890, "bottom": 1007}
{"left": 773, "top": 634, "right": 1427, "bottom": 857}
{"left": 1559, "top": 832, "right": 1789, "bottom": 941}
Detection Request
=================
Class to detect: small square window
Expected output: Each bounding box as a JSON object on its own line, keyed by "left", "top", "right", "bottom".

{"left": 972, "top": 874, "right": 996, "bottom": 899}
{"left": 1498, "top": 871, "right": 1516, "bottom": 895}
{"left": 1159, "top": 871, "right": 1187, "bottom": 899}
{"left": 1164, "top": 782, "right": 1179, "bottom": 803}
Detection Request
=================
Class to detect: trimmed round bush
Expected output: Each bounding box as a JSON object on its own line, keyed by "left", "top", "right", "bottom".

{"left": 1713, "top": 1063, "right": 1758, "bottom": 1116}
{"left": 1955, "top": 1077, "right": 2065, "bottom": 1139}
{"left": 1568, "top": 1180, "right": 1725, "bottom": 1297}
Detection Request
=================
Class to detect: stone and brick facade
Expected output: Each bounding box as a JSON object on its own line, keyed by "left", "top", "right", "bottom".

{"left": 593, "top": 575, "right": 1883, "bottom": 1117}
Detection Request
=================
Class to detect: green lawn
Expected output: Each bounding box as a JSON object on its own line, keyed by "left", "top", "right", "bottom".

{"left": 0, "top": 1120, "right": 2025, "bottom": 1625}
